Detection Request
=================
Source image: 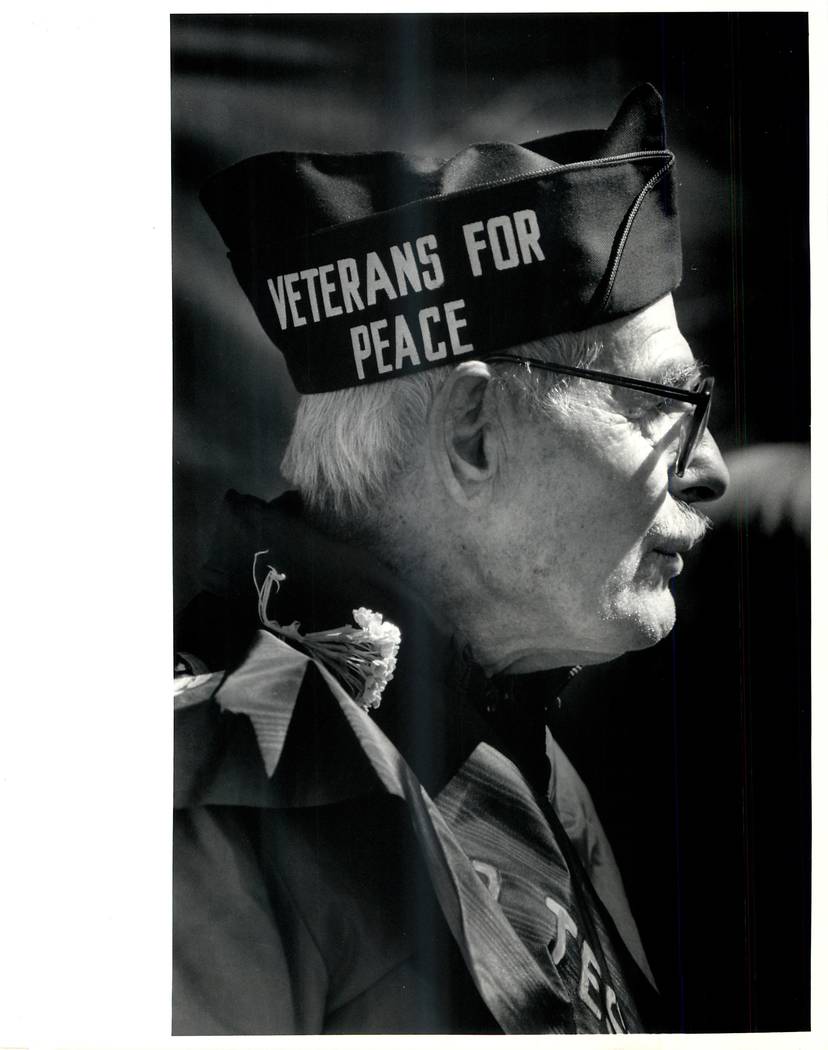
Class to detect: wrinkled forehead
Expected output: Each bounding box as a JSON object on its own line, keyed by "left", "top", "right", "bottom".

{"left": 598, "top": 295, "right": 696, "bottom": 380}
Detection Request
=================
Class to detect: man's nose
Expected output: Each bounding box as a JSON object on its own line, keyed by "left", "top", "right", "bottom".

{"left": 669, "top": 431, "right": 730, "bottom": 503}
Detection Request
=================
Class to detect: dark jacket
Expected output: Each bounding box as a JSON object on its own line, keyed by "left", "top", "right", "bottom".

{"left": 173, "top": 491, "right": 659, "bottom": 1034}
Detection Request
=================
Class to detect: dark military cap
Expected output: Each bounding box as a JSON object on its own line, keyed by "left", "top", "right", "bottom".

{"left": 201, "top": 83, "right": 681, "bottom": 393}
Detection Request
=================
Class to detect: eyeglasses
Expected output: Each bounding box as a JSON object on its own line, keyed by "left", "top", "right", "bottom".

{"left": 487, "top": 354, "right": 715, "bottom": 479}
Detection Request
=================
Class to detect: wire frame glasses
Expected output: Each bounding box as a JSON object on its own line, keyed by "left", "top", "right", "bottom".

{"left": 487, "top": 354, "right": 715, "bottom": 479}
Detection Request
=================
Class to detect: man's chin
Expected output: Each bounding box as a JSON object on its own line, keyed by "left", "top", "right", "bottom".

{"left": 627, "top": 604, "right": 677, "bottom": 650}
{"left": 507, "top": 593, "right": 677, "bottom": 672}
{"left": 602, "top": 591, "right": 677, "bottom": 654}
{"left": 542, "top": 602, "right": 677, "bottom": 670}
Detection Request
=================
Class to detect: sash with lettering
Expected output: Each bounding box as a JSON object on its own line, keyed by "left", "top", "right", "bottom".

{"left": 436, "top": 742, "right": 647, "bottom": 1033}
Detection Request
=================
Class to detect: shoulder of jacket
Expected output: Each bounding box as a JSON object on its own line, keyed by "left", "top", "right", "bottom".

{"left": 174, "top": 631, "right": 406, "bottom": 811}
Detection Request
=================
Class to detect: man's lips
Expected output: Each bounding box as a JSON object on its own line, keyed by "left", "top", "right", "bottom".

{"left": 647, "top": 509, "right": 711, "bottom": 571}
{"left": 651, "top": 539, "right": 695, "bottom": 556}
{"left": 647, "top": 536, "right": 702, "bottom": 575}
{"left": 652, "top": 547, "right": 683, "bottom": 563}
{"left": 648, "top": 547, "right": 685, "bottom": 577}
{"left": 650, "top": 528, "right": 706, "bottom": 557}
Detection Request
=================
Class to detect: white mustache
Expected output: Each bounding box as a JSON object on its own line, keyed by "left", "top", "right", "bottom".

{"left": 649, "top": 501, "right": 713, "bottom": 551}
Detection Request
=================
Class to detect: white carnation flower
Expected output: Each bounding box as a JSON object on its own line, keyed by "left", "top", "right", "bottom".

{"left": 253, "top": 554, "right": 402, "bottom": 711}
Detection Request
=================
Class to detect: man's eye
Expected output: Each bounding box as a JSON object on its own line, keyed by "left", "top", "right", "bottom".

{"left": 658, "top": 398, "right": 686, "bottom": 415}
{"left": 627, "top": 397, "right": 667, "bottom": 417}
{"left": 649, "top": 397, "right": 687, "bottom": 417}
{"left": 628, "top": 398, "right": 685, "bottom": 425}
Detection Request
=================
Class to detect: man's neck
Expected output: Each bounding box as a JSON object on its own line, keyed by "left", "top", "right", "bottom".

{"left": 370, "top": 504, "right": 603, "bottom": 677}
{"left": 368, "top": 511, "right": 539, "bottom": 677}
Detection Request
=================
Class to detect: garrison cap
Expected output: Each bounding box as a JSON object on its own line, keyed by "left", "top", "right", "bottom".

{"left": 201, "top": 83, "right": 681, "bottom": 394}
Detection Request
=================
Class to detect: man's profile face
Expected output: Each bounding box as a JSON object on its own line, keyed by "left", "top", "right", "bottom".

{"left": 490, "top": 295, "right": 728, "bottom": 671}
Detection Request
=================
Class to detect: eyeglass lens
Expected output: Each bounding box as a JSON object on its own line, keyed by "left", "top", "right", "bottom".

{"left": 675, "top": 378, "right": 714, "bottom": 477}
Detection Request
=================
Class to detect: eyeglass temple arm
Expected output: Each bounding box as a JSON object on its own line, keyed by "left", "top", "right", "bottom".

{"left": 487, "top": 354, "right": 705, "bottom": 405}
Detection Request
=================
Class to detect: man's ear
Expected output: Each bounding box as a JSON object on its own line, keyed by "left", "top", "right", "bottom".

{"left": 429, "top": 360, "right": 501, "bottom": 504}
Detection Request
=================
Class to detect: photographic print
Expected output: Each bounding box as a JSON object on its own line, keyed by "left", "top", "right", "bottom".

{"left": 171, "top": 13, "right": 810, "bottom": 1035}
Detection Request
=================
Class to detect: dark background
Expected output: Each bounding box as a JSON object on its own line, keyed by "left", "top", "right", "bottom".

{"left": 171, "top": 13, "right": 810, "bottom": 1033}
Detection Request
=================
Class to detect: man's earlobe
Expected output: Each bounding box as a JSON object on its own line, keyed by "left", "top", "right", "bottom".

{"left": 429, "top": 360, "right": 499, "bottom": 503}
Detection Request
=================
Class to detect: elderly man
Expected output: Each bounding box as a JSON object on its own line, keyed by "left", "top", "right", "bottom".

{"left": 173, "top": 84, "right": 728, "bottom": 1035}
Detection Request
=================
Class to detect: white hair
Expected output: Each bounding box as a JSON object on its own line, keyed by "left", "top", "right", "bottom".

{"left": 280, "top": 331, "right": 601, "bottom": 526}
